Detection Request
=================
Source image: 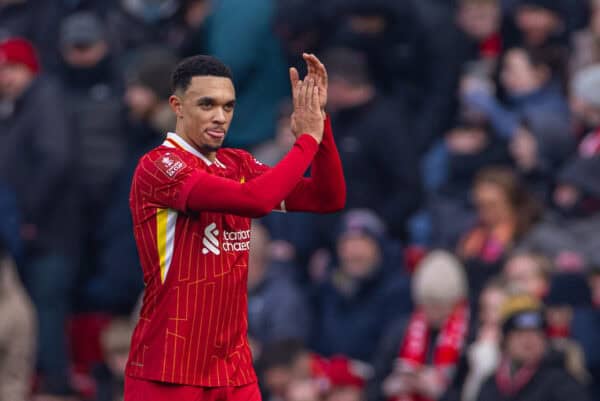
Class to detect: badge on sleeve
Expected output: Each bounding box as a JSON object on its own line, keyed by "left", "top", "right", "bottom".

{"left": 155, "top": 152, "right": 187, "bottom": 179}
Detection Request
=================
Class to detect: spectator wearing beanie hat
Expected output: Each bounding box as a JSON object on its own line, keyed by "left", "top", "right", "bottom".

{"left": 0, "top": 37, "right": 77, "bottom": 396}
{"left": 371, "top": 251, "right": 469, "bottom": 401}
{"left": 310, "top": 209, "right": 411, "bottom": 363}
{"left": 475, "top": 294, "right": 591, "bottom": 401}
{"left": 0, "top": 37, "right": 40, "bottom": 101}
{"left": 57, "top": 12, "right": 129, "bottom": 277}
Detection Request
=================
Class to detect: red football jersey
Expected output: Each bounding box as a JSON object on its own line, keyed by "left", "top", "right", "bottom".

{"left": 126, "top": 132, "right": 272, "bottom": 387}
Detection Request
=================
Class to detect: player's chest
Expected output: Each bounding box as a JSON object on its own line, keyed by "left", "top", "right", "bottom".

{"left": 188, "top": 161, "right": 251, "bottom": 256}
{"left": 199, "top": 160, "right": 244, "bottom": 182}
{"left": 191, "top": 212, "right": 251, "bottom": 257}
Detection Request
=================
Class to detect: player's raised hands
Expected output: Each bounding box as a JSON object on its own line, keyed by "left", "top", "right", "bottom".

{"left": 303, "top": 53, "right": 327, "bottom": 114}
{"left": 290, "top": 77, "right": 324, "bottom": 144}
{"left": 289, "top": 53, "right": 328, "bottom": 117}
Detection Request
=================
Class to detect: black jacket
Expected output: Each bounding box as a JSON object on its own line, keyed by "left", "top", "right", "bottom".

{"left": 310, "top": 266, "right": 412, "bottom": 362}
{"left": 331, "top": 96, "right": 423, "bottom": 238}
{"left": 0, "top": 76, "right": 76, "bottom": 255}
{"left": 476, "top": 354, "right": 591, "bottom": 401}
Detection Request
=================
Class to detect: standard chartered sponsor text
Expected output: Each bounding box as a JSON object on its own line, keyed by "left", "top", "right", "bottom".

{"left": 223, "top": 229, "right": 251, "bottom": 252}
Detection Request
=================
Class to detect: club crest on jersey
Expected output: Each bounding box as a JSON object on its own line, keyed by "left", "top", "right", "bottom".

{"left": 202, "top": 223, "right": 220, "bottom": 255}
{"left": 155, "top": 152, "right": 186, "bottom": 178}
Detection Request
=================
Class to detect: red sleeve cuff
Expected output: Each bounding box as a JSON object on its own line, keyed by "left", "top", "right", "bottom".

{"left": 296, "top": 134, "right": 319, "bottom": 154}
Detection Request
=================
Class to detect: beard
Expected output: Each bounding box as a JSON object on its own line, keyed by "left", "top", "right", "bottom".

{"left": 200, "top": 142, "right": 222, "bottom": 153}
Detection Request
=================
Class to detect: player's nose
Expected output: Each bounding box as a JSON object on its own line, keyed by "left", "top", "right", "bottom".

{"left": 212, "top": 107, "right": 226, "bottom": 124}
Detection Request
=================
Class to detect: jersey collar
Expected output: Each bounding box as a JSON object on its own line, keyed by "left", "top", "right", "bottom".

{"left": 164, "top": 132, "right": 226, "bottom": 168}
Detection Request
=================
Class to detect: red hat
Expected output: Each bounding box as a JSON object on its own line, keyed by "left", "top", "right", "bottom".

{"left": 0, "top": 37, "right": 40, "bottom": 74}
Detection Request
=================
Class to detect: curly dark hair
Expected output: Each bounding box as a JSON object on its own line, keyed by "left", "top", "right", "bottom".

{"left": 170, "top": 55, "right": 233, "bottom": 93}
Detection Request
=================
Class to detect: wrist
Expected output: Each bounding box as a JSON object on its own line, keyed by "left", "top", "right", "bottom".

{"left": 298, "top": 132, "right": 321, "bottom": 145}
{"left": 307, "top": 132, "right": 322, "bottom": 144}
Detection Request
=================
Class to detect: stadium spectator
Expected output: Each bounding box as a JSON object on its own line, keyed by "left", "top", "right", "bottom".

{"left": 247, "top": 223, "right": 312, "bottom": 356}
{"left": 58, "top": 11, "right": 125, "bottom": 213}
{"left": 475, "top": 294, "right": 591, "bottom": 401}
{"left": 257, "top": 339, "right": 313, "bottom": 401}
{"left": 544, "top": 273, "right": 594, "bottom": 385}
{"left": 57, "top": 13, "right": 128, "bottom": 314}
{"left": 462, "top": 47, "right": 573, "bottom": 177}
{"left": 422, "top": 116, "right": 511, "bottom": 248}
{"left": 176, "top": 0, "right": 211, "bottom": 57}
{"left": 0, "top": 251, "right": 36, "bottom": 401}
{"left": 368, "top": 250, "right": 469, "bottom": 401}
{"left": 0, "top": 37, "right": 77, "bottom": 396}
{"left": 455, "top": 0, "right": 503, "bottom": 67}
{"left": 460, "top": 47, "right": 572, "bottom": 199}
{"left": 519, "top": 156, "right": 600, "bottom": 272}
{"left": 104, "top": 0, "right": 183, "bottom": 56}
{"left": 288, "top": 354, "right": 371, "bottom": 401}
{"left": 460, "top": 278, "right": 507, "bottom": 401}
{"left": 505, "top": 0, "right": 570, "bottom": 50}
{"left": 93, "top": 318, "right": 135, "bottom": 401}
{"left": 503, "top": 252, "right": 551, "bottom": 298}
{"left": 329, "top": 0, "right": 463, "bottom": 153}
{"left": 79, "top": 47, "right": 178, "bottom": 314}
{"left": 457, "top": 167, "right": 542, "bottom": 305}
{"left": 571, "top": 0, "right": 600, "bottom": 74}
{"left": 443, "top": 118, "right": 511, "bottom": 195}
{"left": 203, "top": 0, "right": 288, "bottom": 148}
{"left": 571, "top": 65, "right": 600, "bottom": 156}
{"left": 310, "top": 209, "right": 412, "bottom": 362}
{"left": 322, "top": 47, "right": 422, "bottom": 239}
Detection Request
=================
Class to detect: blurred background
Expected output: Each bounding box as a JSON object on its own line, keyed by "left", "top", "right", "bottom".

{"left": 1, "top": 0, "right": 600, "bottom": 400}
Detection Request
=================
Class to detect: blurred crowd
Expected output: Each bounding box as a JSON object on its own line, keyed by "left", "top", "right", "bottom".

{"left": 1, "top": 0, "right": 600, "bottom": 400}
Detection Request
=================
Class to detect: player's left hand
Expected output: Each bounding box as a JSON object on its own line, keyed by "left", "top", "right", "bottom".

{"left": 289, "top": 53, "right": 328, "bottom": 118}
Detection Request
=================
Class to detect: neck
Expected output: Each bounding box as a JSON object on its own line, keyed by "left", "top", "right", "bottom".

{"left": 175, "top": 123, "right": 217, "bottom": 162}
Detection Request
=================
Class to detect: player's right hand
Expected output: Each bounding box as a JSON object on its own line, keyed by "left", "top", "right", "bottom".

{"left": 290, "top": 70, "right": 324, "bottom": 144}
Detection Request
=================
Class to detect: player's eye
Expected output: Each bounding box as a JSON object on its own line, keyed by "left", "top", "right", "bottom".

{"left": 198, "top": 99, "right": 214, "bottom": 109}
{"left": 223, "top": 102, "right": 235, "bottom": 112}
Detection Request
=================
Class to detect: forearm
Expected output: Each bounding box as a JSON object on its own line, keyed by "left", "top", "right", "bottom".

{"left": 186, "top": 135, "right": 318, "bottom": 217}
{"left": 465, "top": 92, "right": 519, "bottom": 138}
{"left": 285, "top": 116, "right": 346, "bottom": 212}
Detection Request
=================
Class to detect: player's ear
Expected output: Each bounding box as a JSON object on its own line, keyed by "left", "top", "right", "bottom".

{"left": 169, "top": 94, "right": 183, "bottom": 119}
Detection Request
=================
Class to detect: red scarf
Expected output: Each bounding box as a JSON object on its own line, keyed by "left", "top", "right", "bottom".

{"left": 480, "top": 33, "right": 502, "bottom": 59}
{"left": 495, "top": 357, "right": 538, "bottom": 396}
{"left": 392, "top": 302, "right": 469, "bottom": 401}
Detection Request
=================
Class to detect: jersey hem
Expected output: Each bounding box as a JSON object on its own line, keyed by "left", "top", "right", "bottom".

{"left": 124, "top": 370, "right": 258, "bottom": 388}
